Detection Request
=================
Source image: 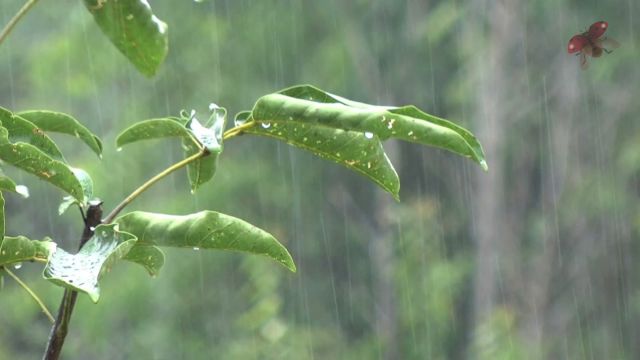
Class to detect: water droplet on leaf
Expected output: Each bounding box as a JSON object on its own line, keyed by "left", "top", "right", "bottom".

{"left": 261, "top": 122, "right": 271, "bottom": 129}
{"left": 364, "top": 132, "right": 374, "bottom": 139}
{"left": 13, "top": 262, "right": 22, "bottom": 270}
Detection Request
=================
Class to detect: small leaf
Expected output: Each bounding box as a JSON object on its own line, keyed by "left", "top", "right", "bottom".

{"left": 115, "top": 211, "right": 296, "bottom": 272}
{"left": 43, "top": 224, "right": 137, "bottom": 303}
{"left": 0, "top": 172, "right": 29, "bottom": 198}
{"left": 0, "top": 236, "right": 56, "bottom": 266}
{"left": 123, "top": 244, "right": 165, "bottom": 276}
{"left": 17, "top": 110, "right": 103, "bottom": 157}
{"left": 0, "top": 127, "right": 84, "bottom": 202}
{"left": 251, "top": 84, "right": 487, "bottom": 170}
{"left": 183, "top": 106, "right": 226, "bottom": 192}
{"left": 84, "top": 0, "right": 169, "bottom": 77}
{"left": 116, "top": 118, "right": 192, "bottom": 148}
{"left": 0, "top": 107, "right": 63, "bottom": 159}
{"left": 58, "top": 168, "right": 94, "bottom": 215}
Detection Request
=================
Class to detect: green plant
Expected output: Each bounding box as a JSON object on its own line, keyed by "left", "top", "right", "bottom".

{"left": 0, "top": 1, "right": 487, "bottom": 359}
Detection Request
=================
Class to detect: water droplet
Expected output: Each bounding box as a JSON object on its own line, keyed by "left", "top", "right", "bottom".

{"left": 116, "top": 147, "right": 123, "bottom": 152}
{"left": 126, "top": 14, "right": 134, "bottom": 20}
{"left": 190, "top": 189, "right": 195, "bottom": 195}
{"left": 13, "top": 262, "right": 22, "bottom": 270}
{"left": 15, "top": 185, "right": 29, "bottom": 198}
{"left": 193, "top": 247, "right": 200, "bottom": 251}
{"left": 261, "top": 123, "right": 271, "bottom": 129}
{"left": 364, "top": 132, "right": 374, "bottom": 139}
{"left": 89, "top": 226, "right": 96, "bottom": 231}
{"left": 407, "top": 131, "right": 414, "bottom": 136}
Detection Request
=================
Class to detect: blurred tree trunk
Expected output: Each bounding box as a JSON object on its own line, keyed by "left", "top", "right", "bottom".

{"left": 471, "top": 0, "right": 518, "bottom": 327}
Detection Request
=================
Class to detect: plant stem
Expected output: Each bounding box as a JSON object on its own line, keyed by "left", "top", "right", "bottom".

{"left": 103, "top": 150, "right": 206, "bottom": 223}
{"left": 4, "top": 267, "right": 54, "bottom": 323}
{"left": 222, "top": 121, "right": 255, "bottom": 140}
{"left": 0, "top": 0, "right": 40, "bottom": 47}
{"left": 43, "top": 203, "right": 103, "bottom": 360}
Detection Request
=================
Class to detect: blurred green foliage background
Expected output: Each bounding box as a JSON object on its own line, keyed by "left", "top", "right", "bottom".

{"left": 1, "top": 0, "right": 639, "bottom": 359}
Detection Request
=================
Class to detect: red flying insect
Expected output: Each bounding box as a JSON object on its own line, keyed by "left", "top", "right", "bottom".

{"left": 567, "top": 21, "right": 620, "bottom": 69}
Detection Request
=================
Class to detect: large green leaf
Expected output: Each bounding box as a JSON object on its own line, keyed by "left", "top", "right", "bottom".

{"left": 235, "top": 111, "right": 400, "bottom": 198}
{"left": 0, "top": 107, "right": 63, "bottom": 159}
{"left": 115, "top": 211, "right": 296, "bottom": 272}
{"left": 116, "top": 118, "right": 192, "bottom": 148}
{"left": 250, "top": 85, "right": 487, "bottom": 170}
{"left": 43, "top": 224, "right": 137, "bottom": 303}
{"left": 84, "top": 0, "right": 169, "bottom": 77}
{"left": 17, "top": 110, "right": 103, "bottom": 157}
{"left": 0, "top": 127, "right": 84, "bottom": 202}
{"left": 0, "top": 236, "right": 56, "bottom": 266}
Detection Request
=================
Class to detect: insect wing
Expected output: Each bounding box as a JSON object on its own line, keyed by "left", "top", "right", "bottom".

{"left": 595, "top": 36, "right": 620, "bottom": 51}
{"left": 588, "top": 21, "right": 608, "bottom": 39}
{"left": 568, "top": 34, "right": 589, "bottom": 53}
{"left": 581, "top": 43, "right": 593, "bottom": 57}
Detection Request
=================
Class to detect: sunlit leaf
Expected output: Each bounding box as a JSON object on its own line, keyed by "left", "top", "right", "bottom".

{"left": 116, "top": 118, "right": 192, "bottom": 148}
{"left": 17, "top": 110, "right": 103, "bottom": 157}
{"left": 0, "top": 236, "right": 56, "bottom": 266}
{"left": 235, "top": 111, "right": 400, "bottom": 199}
{"left": 123, "top": 244, "right": 165, "bottom": 276}
{"left": 250, "top": 84, "right": 487, "bottom": 170}
{"left": 84, "top": 0, "right": 169, "bottom": 77}
{"left": 115, "top": 211, "right": 296, "bottom": 272}
{"left": 0, "top": 127, "right": 84, "bottom": 202}
{"left": 0, "top": 107, "right": 63, "bottom": 159}
{"left": 43, "top": 224, "right": 137, "bottom": 303}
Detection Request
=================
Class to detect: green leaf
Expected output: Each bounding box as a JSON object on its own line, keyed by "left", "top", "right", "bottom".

{"left": 123, "top": 244, "right": 165, "bottom": 277}
{"left": 17, "top": 110, "right": 103, "bottom": 157}
{"left": 116, "top": 118, "right": 192, "bottom": 149}
{"left": 115, "top": 211, "right": 296, "bottom": 272}
{"left": 58, "top": 168, "right": 94, "bottom": 215}
{"left": 251, "top": 84, "right": 487, "bottom": 170}
{"left": 0, "top": 107, "right": 63, "bottom": 159}
{"left": 0, "top": 236, "right": 56, "bottom": 266}
{"left": 43, "top": 224, "right": 137, "bottom": 303}
{"left": 83, "top": 0, "right": 168, "bottom": 77}
{"left": 236, "top": 112, "right": 400, "bottom": 199}
{"left": 0, "top": 172, "right": 29, "bottom": 198}
{"left": 183, "top": 106, "right": 226, "bottom": 192}
{"left": 0, "top": 127, "right": 84, "bottom": 202}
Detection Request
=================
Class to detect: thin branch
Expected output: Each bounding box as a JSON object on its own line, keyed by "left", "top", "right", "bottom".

{"left": 3, "top": 266, "right": 54, "bottom": 323}
{"left": 103, "top": 150, "right": 206, "bottom": 223}
{"left": 0, "top": 0, "right": 40, "bottom": 47}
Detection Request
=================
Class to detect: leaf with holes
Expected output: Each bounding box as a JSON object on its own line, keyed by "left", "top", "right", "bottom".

{"left": 248, "top": 84, "right": 487, "bottom": 170}
{"left": 43, "top": 224, "right": 137, "bottom": 303}
{"left": 115, "top": 211, "right": 296, "bottom": 272}
{"left": 18, "top": 110, "right": 103, "bottom": 157}
{"left": 235, "top": 111, "right": 400, "bottom": 199}
{"left": 84, "top": 0, "right": 168, "bottom": 77}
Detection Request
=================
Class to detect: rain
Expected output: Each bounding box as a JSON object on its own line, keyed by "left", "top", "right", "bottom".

{"left": 0, "top": 0, "right": 638, "bottom": 359}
